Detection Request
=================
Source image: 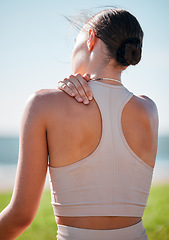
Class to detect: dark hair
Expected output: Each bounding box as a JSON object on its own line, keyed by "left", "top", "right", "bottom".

{"left": 85, "top": 9, "right": 143, "bottom": 66}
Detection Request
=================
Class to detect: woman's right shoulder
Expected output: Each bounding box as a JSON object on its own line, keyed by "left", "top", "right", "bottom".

{"left": 132, "top": 95, "right": 158, "bottom": 126}
{"left": 127, "top": 94, "right": 159, "bottom": 143}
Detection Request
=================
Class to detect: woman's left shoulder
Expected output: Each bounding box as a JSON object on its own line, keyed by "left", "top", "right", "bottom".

{"left": 21, "top": 89, "right": 60, "bottom": 126}
{"left": 25, "top": 89, "right": 60, "bottom": 111}
{"left": 28, "top": 88, "right": 59, "bottom": 103}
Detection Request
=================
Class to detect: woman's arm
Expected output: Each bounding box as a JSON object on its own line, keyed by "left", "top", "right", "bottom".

{"left": 0, "top": 93, "right": 48, "bottom": 240}
{"left": 58, "top": 73, "right": 93, "bottom": 105}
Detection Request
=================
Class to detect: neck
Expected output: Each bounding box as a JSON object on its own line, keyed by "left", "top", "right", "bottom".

{"left": 85, "top": 39, "right": 123, "bottom": 82}
{"left": 72, "top": 38, "right": 125, "bottom": 82}
{"left": 91, "top": 78, "right": 122, "bottom": 84}
{"left": 85, "top": 55, "right": 122, "bottom": 83}
{"left": 90, "top": 72, "right": 122, "bottom": 82}
{"left": 87, "top": 64, "right": 122, "bottom": 83}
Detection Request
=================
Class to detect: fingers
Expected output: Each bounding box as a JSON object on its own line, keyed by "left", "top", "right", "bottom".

{"left": 83, "top": 73, "right": 90, "bottom": 82}
{"left": 57, "top": 81, "right": 76, "bottom": 97}
{"left": 58, "top": 73, "right": 93, "bottom": 105}
{"left": 57, "top": 78, "right": 86, "bottom": 103}
{"left": 69, "top": 74, "right": 90, "bottom": 104}
{"left": 66, "top": 80, "right": 84, "bottom": 103}
{"left": 75, "top": 73, "right": 93, "bottom": 101}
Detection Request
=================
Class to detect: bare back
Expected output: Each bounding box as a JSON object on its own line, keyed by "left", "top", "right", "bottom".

{"left": 45, "top": 89, "right": 158, "bottom": 169}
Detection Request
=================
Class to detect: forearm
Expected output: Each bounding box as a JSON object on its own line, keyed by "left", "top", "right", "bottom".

{"left": 0, "top": 204, "right": 31, "bottom": 240}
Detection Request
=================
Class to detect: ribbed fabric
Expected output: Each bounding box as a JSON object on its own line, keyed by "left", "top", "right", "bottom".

{"left": 49, "top": 81, "right": 153, "bottom": 217}
{"left": 56, "top": 220, "right": 148, "bottom": 240}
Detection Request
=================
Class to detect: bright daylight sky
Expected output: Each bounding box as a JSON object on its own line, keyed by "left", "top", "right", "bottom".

{"left": 0, "top": 0, "right": 169, "bottom": 136}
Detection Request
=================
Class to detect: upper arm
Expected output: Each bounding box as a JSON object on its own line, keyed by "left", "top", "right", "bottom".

{"left": 10, "top": 93, "right": 48, "bottom": 223}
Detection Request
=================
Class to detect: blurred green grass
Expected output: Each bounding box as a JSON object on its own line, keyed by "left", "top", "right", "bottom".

{"left": 143, "top": 184, "right": 169, "bottom": 240}
{"left": 0, "top": 184, "right": 169, "bottom": 240}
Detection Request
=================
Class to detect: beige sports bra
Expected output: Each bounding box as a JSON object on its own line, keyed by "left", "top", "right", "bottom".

{"left": 49, "top": 81, "right": 153, "bottom": 217}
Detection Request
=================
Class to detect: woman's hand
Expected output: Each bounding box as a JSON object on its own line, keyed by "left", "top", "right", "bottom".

{"left": 57, "top": 73, "right": 93, "bottom": 105}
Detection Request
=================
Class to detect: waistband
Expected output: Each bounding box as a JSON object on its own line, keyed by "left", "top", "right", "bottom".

{"left": 57, "top": 220, "right": 148, "bottom": 240}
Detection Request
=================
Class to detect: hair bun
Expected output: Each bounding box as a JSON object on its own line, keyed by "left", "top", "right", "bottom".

{"left": 116, "top": 38, "right": 142, "bottom": 66}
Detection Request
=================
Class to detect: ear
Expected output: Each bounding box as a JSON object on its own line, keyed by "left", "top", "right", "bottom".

{"left": 87, "top": 29, "right": 96, "bottom": 51}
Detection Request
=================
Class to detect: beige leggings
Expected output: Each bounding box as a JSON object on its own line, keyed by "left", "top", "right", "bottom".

{"left": 56, "top": 220, "right": 148, "bottom": 240}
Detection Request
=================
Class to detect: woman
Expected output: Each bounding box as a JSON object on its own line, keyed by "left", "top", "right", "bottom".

{"left": 0, "top": 8, "right": 158, "bottom": 240}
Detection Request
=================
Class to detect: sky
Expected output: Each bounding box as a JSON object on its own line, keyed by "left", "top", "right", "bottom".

{"left": 0, "top": 0, "right": 169, "bottom": 136}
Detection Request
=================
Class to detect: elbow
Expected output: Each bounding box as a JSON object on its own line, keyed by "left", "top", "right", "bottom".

{"left": 14, "top": 214, "right": 34, "bottom": 228}
{"left": 9, "top": 203, "right": 34, "bottom": 229}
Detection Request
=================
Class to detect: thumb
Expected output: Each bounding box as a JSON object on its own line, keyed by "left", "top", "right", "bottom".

{"left": 83, "top": 73, "right": 90, "bottom": 82}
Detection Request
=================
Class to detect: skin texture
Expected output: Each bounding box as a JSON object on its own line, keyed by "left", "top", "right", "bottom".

{"left": 0, "top": 24, "right": 158, "bottom": 238}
